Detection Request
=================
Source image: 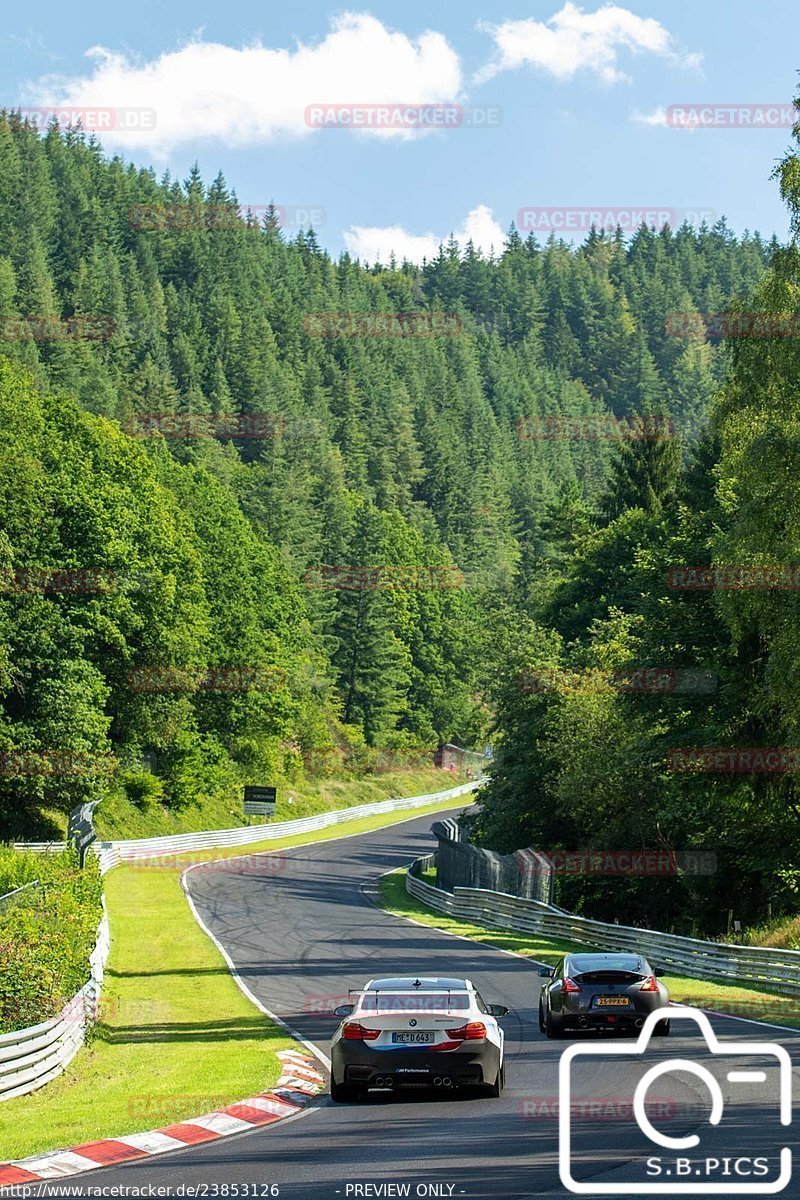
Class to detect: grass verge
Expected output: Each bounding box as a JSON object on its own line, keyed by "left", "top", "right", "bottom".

{"left": 379, "top": 870, "right": 800, "bottom": 1032}
{"left": 95, "top": 768, "right": 468, "bottom": 839}
{"left": 0, "top": 795, "right": 467, "bottom": 1162}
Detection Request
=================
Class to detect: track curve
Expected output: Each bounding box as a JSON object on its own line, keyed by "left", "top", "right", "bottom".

{"left": 46, "top": 808, "right": 799, "bottom": 1199}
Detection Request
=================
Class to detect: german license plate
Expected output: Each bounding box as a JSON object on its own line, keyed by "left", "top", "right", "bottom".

{"left": 595, "top": 997, "right": 630, "bottom": 1007}
{"left": 391, "top": 1031, "right": 436, "bottom": 1044}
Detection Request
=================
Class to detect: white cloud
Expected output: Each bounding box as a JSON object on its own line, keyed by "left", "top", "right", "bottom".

{"left": 343, "top": 204, "right": 506, "bottom": 263}
{"left": 630, "top": 106, "right": 668, "bottom": 126}
{"left": 630, "top": 105, "right": 697, "bottom": 133}
{"left": 22, "top": 13, "right": 462, "bottom": 155}
{"left": 477, "top": 3, "right": 701, "bottom": 85}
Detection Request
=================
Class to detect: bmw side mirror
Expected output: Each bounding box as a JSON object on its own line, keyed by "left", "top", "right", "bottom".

{"left": 538, "top": 967, "right": 555, "bottom": 978}
{"left": 487, "top": 1004, "right": 509, "bottom": 1017}
{"left": 333, "top": 1004, "right": 354, "bottom": 1017}
{"left": 654, "top": 969, "right": 664, "bottom": 978}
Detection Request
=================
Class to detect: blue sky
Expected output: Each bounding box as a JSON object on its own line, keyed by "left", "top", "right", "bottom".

{"left": 3, "top": 1, "right": 799, "bottom": 260}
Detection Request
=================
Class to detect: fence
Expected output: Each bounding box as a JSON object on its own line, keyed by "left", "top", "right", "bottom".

{"left": 0, "top": 901, "right": 110, "bottom": 1102}
{"left": 2, "top": 781, "right": 477, "bottom": 1100}
{"left": 90, "top": 781, "right": 479, "bottom": 875}
{"left": 0, "top": 880, "right": 40, "bottom": 912}
{"left": 406, "top": 862, "right": 800, "bottom": 996}
{"left": 430, "top": 819, "right": 553, "bottom": 904}
{"left": 13, "top": 782, "right": 478, "bottom": 875}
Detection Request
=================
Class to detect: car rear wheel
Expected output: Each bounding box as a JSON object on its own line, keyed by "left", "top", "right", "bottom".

{"left": 538, "top": 1001, "right": 546, "bottom": 1033}
{"left": 654, "top": 1019, "right": 671, "bottom": 1037}
{"left": 545, "top": 1011, "right": 565, "bottom": 1039}
{"left": 484, "top": 1063, "right": 504, "bottom": 1098}
{"left": 330, "top": 1078, "right": 360, "bottom": 1102}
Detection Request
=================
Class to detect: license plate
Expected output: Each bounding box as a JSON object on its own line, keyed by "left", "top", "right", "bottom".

{"left": 391, "top": 1031, "right": 436, "bottom": 1044}
{"left": 595, "top": 997, "right": 630, "bottom": 1007}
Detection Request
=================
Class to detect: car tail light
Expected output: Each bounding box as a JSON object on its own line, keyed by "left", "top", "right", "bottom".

{"left": 562, "top": 977, "right": 582, "bottom": 994}
{"left": 445, "top": 1021, "right": 487, "bottom": 1040}
{"left": 342, "top": 1022, "right": 380, "bottom": 1040}
{"left": 639, "top": 976, "right": 660, "bottom": 992}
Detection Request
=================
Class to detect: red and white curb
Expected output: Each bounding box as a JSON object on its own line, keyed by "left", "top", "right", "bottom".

{"left": 0, "top": 1050, "right": 325, "bottom": 1187}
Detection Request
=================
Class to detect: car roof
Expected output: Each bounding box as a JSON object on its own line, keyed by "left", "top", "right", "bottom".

{"left": 567, "top": 953, "right": 647, "bottom": 970}
{"left": 365, "top": 976, "right": 470, "bottom": 991}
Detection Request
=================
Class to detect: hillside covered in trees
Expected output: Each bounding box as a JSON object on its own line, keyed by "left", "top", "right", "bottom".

{"left": 0, "top": 113, "right": 773, "bottom": 858}
{"left": 476, "top": 110, "right": 800, "bottom": 938}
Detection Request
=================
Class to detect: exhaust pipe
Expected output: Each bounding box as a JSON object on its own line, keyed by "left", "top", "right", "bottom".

{"left": 374, "top": 1075, "right": 394, "bottom": 1088}
{"left": 441, "top": 1076, "right": 453, "bottom": 1088}
{"left": 635, "top": 1018, "right": 644, "bottom": 1028}
{"left": 433, "top": 1076, "right": 443, "bottom": 1086}
{"left": 578, "top": 1017, "right": 589, "bottom": 1028}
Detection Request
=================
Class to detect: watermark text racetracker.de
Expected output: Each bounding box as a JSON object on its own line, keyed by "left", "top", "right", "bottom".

{"left": 0, "top": 315, "right": 114, "bottom": 341}
{"left": 126, "top": 851, "right": 288, "bottom": 875}
{"left": 13, "top": 106, "right": 156, "bottom": 132}
{"left": 305, "top": 103, "right": 501, "bottom": 130}
{"left": 536, "top": 850, "right": 717, "bottom": 876}
{"left": 0, "top": 567, "right": 117, "bottom": 594}
{"left": 0, "top": 1182, "right": 282, "bottom": 1197}
{"left": 666, "top": 103, "right": 797, "bottom": 129}
{"left": 127, "top": 665, "right": 286, "bottom": 693}
{"left": 0, "top": 749, "right": 116, "bottom": 777}
{"left": 129, "top": 203, "right": 325, "bottom": 232}
{"left": 123, "top": 413, "right": 285, "bottom": 439}
{"left": 668, "top": 565, "right": 800, "bottom": 590}
{"left": 668, "top": 748, "right": 800, "bottom": 773}
{"left": 666, "top": 313, "right": 800, "bottom": 338}
{"left": 517, "top": 207, "right": 714, "bottom": 233}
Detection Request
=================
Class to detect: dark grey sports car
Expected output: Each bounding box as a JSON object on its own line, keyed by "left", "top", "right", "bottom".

{"left": 538, "top": 952, "right": 670, "bottom": 1037}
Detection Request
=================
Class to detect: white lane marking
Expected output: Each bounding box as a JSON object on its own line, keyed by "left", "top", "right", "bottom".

{"left": 727, "top": 1070, "right": 767, "bottom": 1082}
{"left": 181, "top": 876, "right": 331, "bottom": 1070}
{"left": 181, "top": 800, "right": 468, "bottom": 1074}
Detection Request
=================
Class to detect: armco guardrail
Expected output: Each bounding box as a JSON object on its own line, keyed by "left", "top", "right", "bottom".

{"left": 406, "top": 865, "right": 800, "bottom": 996}
{"left": 2, "top": 782, "right": 475, "bottom": 1100}
{"left": 91, "top": 781, "right": 479, "bottom": 875}
{"left": 0, "top": 880, "right": 40, "bottom": 912}
{"left": 0, "top": 901, "right": 110, "bottom": 1102}
{"left": 14, "top": 782, "right": 480, "bottom": 874}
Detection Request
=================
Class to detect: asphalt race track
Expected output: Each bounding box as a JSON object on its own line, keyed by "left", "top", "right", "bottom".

{"left": 41, "top": 807, "right": 799, "bottom": 1199}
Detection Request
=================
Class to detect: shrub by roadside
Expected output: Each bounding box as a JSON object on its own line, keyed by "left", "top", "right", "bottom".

{"left": 0, "top": 848, "right": 103, "bottom": 1032}
{"left": 730, "top": 913, "right": 800, "bottom": 951}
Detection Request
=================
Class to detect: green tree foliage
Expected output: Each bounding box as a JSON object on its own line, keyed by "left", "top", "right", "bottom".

{"left": 0, "top": 115, "right": 774, "bottom": 846}
{"left": 476, "top": 106, "right": 800, "bottom": 934}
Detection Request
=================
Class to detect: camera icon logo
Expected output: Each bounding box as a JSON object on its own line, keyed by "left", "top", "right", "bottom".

{"left": 559, "top": 1007, "right": 792, "bottom": 1194}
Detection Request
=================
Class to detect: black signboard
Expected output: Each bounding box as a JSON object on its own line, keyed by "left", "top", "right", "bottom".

{"left": 244, "top": 785, "right": 277, "bottom": 817}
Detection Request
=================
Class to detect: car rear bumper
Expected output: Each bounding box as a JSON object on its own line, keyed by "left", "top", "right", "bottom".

{"left": 553, "top": 998, "right": 669, "bottom": 1031}
{"left": 331, "top": 1042, "right": 501, "bottom": 1088}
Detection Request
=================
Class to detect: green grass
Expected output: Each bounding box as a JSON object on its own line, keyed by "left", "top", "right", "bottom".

{"left": 95, "top": 768, "right": 468, "bottom": 839}
{"left": 735, "top": 913, "right": 800, "bottom": 951}
{"left": 0, "top": 793, "right": 467, "bottom": 1163}
{"left": 379, "top": 870, "right": 800, "bottom": 1031}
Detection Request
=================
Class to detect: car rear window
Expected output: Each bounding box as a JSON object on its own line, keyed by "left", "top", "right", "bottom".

{"left": 358, "top": 992, "right": 471, "bottom": 1013}
{"left": 571, "top": 956, "right": 643, "bottom": 974}
{"left": 574, "top": 970, "right": 645, "bottom": 984}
